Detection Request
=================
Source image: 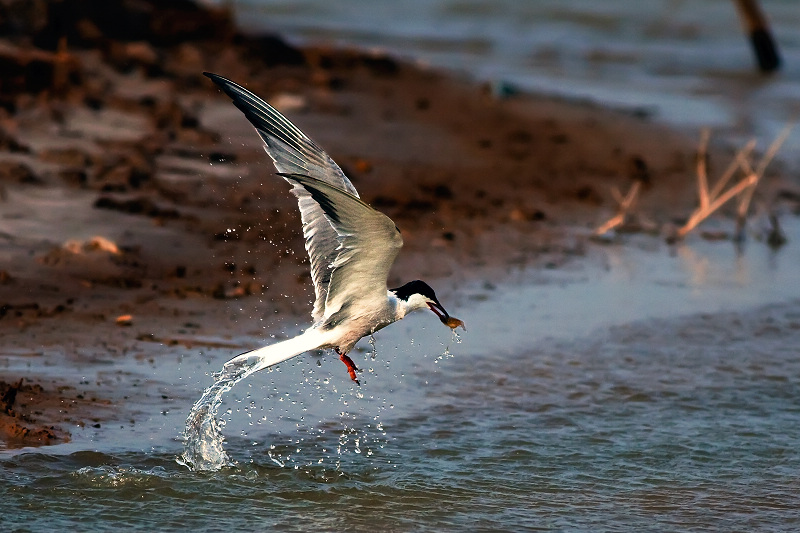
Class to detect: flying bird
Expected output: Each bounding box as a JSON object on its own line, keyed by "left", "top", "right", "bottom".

{"left": 205, "top": 72, "right": 464, "bottom": 384}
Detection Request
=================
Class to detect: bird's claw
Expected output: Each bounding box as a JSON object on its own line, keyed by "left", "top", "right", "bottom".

{"left": 338, "top": 352, "right": 361, "bottom": 385}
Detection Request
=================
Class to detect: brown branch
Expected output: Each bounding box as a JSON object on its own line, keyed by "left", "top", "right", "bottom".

{"left": 677, "top": 174, "right": 757, "bottom": 238}
{"left": 594, "top": 181, "right": 641, "bottom": 235}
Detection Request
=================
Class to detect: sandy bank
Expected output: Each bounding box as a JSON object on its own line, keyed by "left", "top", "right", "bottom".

{"left": 1, "top": 0, "right": 796, "bottom": 447}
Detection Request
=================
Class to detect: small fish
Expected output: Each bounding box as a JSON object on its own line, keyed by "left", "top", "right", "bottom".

{"left": 442, "top": 315, "right": 466, "bottom": 331}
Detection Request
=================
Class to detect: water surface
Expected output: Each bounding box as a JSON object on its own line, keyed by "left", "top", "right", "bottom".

{"left": 6, "top": 3, "right": 800, "bottom": 523}
{"left": 4, "top": 227, "right": 800, "bottom": 530}
{"left": 231, "top": 0, "right": 800, "bottom": 162}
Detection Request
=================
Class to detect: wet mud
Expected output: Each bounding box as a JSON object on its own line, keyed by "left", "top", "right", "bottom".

{"left": 1, "top": 0, "right": 799, "bottom": 447}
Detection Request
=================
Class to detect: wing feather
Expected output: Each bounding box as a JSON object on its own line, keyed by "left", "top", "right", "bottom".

{"left": 205, "top": 72, "right": 358, "bottom": 321}
{"left": 278, "top": 173, "right": 403, "bottom": 321}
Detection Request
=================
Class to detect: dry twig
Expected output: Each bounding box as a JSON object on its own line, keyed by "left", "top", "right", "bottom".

{"left": 734, "top": 122, "right": 794, "bottom": 239}
{"left": 675, "top": 125, "right": 793, "bottom": 240}
{"left": 594, "top": 180, "right": 641, "bottom": 236}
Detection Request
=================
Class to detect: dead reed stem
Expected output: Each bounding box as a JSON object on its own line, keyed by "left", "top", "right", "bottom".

{"left": 734, "top": 122, "right": 795, "bottom": 237}
{"left": 594, "top": 180, "right": 641, "bottom": 235}
{"left": 676, "top": 124, "right": 794, "bottom": 240}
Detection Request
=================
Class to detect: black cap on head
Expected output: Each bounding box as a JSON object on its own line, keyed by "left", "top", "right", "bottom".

{"left": 391, "top": 280, "right": 439, "bottom": 303}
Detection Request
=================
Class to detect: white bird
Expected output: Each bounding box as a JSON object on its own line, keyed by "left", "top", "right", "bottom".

{"left": 205, "top": 72, "right": 464, "bottom": 384}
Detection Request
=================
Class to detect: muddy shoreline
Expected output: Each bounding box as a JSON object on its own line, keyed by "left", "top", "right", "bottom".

{"left": 1, "top": 0, "right": 796, "bottom": 447}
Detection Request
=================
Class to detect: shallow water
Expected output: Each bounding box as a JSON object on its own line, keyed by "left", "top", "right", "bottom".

{"left": 232, "top": 0, "right": 800, "bottom": 162}
{"left": 4, "top": 220, "right": 800, "bottom": 530}
{"left": 7, "top": 5, "right": 800, "bottom": 528}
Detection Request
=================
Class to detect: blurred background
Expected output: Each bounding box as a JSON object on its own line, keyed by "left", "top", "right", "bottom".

{"left": 225, "top": 0, "right": 800, "bottom": 160}
{"left": 3, "top": 2, "right": 800, "bottom": 531}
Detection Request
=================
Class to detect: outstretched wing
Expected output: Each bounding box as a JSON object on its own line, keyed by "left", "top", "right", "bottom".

{"left": 278, "top": 173, "right": 403, "bottom": 323}
{"left": 205, "top": 72, "right": 358, "bottom": 322}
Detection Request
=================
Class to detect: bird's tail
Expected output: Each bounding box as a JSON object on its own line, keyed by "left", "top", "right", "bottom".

{"left": 181, "top": 328, "right": 331, "bottom": 471}
{"left": 220, "top": 328, "right": 330, "bottom": 381}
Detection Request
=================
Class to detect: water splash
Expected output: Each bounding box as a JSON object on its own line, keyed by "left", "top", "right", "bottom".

{"left": 179, "top": 331, "right": 322, "bottom": 471}
{"left": 178, "top": 323, "right": 457, "bottom": 471}
{"left": 435, "top": 328, "right": 462, "bottom": 363}
{"left": 179, "top": 356, "right": 268, "bottom": 471}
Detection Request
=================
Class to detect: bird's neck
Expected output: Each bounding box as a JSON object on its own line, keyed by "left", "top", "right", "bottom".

{"left": 388, "top": 290, "right": 428, "bottom": 321}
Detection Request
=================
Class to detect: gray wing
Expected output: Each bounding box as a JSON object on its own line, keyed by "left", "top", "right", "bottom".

{"left": 278, "top": 173, "right": 403, "bottom": 322}
{"left": 205, "top": 73, "right": 358, "bottom": 322}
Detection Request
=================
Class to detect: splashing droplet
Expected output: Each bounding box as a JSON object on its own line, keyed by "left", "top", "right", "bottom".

{"left": 179, "top": 353, "right": 280, "bottom": 471}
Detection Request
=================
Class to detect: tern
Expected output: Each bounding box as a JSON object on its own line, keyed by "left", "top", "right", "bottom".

{"left": 205, "top": 72, "right": 464, "bottom": 384}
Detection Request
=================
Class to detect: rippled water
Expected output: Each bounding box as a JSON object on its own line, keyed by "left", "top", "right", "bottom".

{"left": 4, "top": 227, "right": 800, "bottom": 529}
{"left": 5, "top": 4, "right": 800, "bottom": 527}
{"left": 3, "top": 310, "right": 800, "bottom": 530}
{"left": 231, "top": 0, "right": 800, "bottom": 161}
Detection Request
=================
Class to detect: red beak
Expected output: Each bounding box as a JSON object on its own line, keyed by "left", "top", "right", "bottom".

{"left": 427, "top": 301, "right": 449, "bottom": 321}
{"left": 428, "top": 301, "right": 466, "bottom": 331}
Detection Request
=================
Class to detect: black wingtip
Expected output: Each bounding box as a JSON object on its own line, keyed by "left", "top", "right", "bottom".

{"left": 203, "top": 73, "right": 247, "bottom": 104}
{"left": 204, "top": 71, "right": 226, "bottom": 83}
{"left": 277, "top": 172, "right": 320, "bottom": 193}
{"left": 276, "top": 172, "right": 314, "bottom": 189}
{"left": 276, "top": 172, "right": 309, "bottom": 180}
{"left": 204, "top": 72, "right": 235, "bottom": 89}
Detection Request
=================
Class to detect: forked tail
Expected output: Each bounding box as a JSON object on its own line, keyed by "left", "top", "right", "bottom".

{"left": 220, "top": 328, "right": 329, "bottom": 380}
{"left": 180, "top": 328, "right": 329, "bottom": 471}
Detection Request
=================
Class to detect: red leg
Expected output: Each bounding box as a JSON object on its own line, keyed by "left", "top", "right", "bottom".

{"left": 335, "top": 348, "right": 360, "bottom": 385}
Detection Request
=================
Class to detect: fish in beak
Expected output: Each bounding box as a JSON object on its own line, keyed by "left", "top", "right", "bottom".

{"left": 427, "top": 301, "right": 466, "bottom": 331}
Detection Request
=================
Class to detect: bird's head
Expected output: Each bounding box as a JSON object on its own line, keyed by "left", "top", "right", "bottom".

{"left": 391, "top": 280, "right": 465, "bottom": 330}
